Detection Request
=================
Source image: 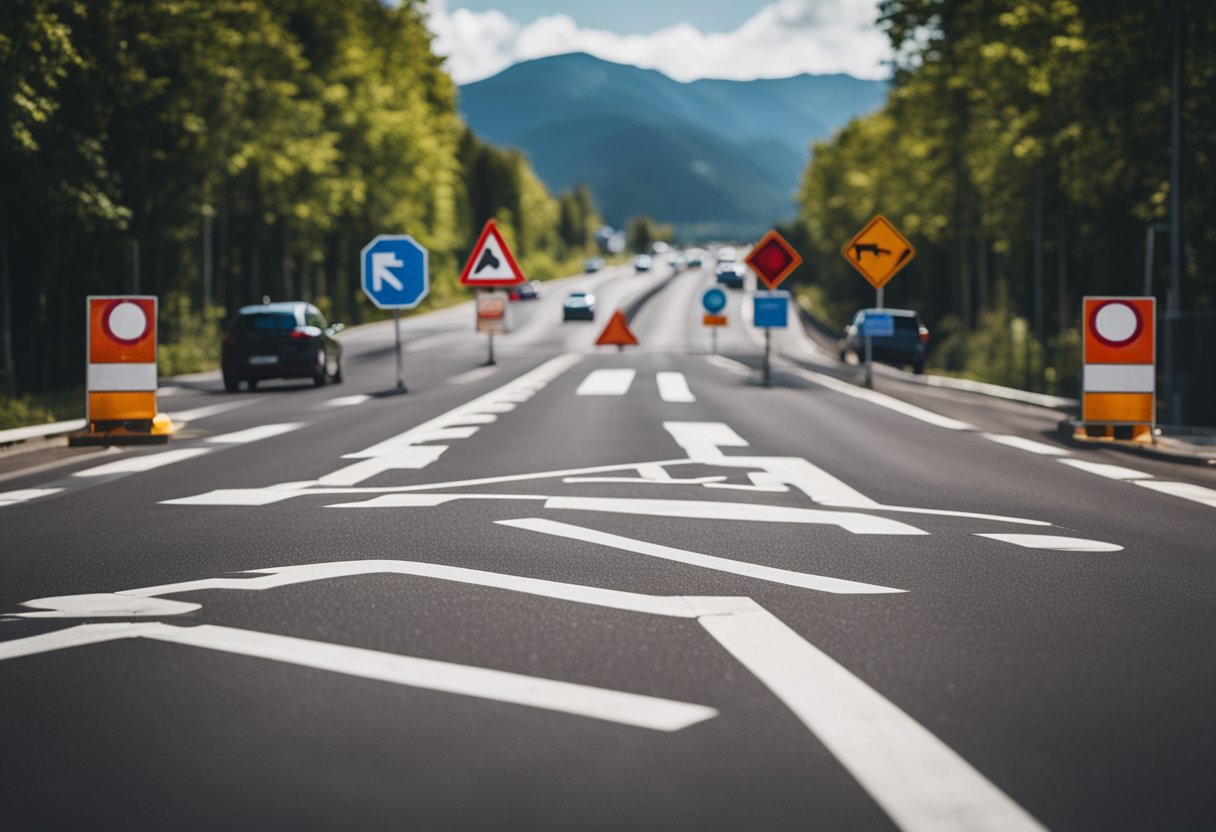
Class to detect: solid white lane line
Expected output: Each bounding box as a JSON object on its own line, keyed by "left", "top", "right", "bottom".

{"left": 656, "top": 372, "right": 695, "bottom": 403}
{"left": 1057, "top": 459, "right": 1152, "bottom": 480}
{"left": 815, "top": 500, "right": 1052, "bottom": 527}
{"left": 981, "top": 434, "right": 1071, "bottom": 456}
{"left": 0, "top": 622, "right": 714, "bottom": 731}
{"left": 71, "top": 448, "right": 212, "bottom": 477}
{"left": 793, "top": 368, "right": 975, "bottom": 431}
{"left": 322, "top": 394, "right": 371, "bottom": 407}
{"left": 205, "top": 423, "right": 303, "bottom": 445}
{"left": 153, "top": 624, "right": 717, "bottom": 732}
{"left": 576, "top": 368, "right": 637, "bottom": 396}
{"left": 165, "top": 400, "right": 255, "bottom": 425}
{"left": 447, "top": 366, "right": 498, "bottom": 385}
{"left": 498, "top": 518, "right": 905, "bottom": 594}
{"left": 975, "top": 533, "right": 1123, "bottom": 552}
{"left": 544, "top": 496, "right": 927, "bottom": 535}
{"left": 704, "top": 354, "right": 751, "bottom": 376}
{"left": 697, "top": 604, "right": 1047, "bottom": 832}
{"left": 1134, "top": 480, "right": 1216, "bottom": 509}
{"left": 0, "top": 487, "right": 65, "bottom": 507}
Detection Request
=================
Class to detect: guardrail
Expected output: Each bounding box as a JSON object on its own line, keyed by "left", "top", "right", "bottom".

{"left": 0, "top": 419, "right": 87, "bottom": 448}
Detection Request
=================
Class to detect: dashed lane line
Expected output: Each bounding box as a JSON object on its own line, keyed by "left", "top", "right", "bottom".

{"left": 656, "top": 371, "right": 695, "bottom": 403}
{"left": 321, "top": 394, "right": 371, "bottom": 408}
{"left": 981, "top": 433, "right": 1071, "bottom": 456}
{"left": 1134, "top": 479, "right": 1216, "bottom": 509}
{"left": 1057, "top": 459, "right": 1152, "bottom": 480}
{"left": 576, "top": 368, "right": 637, "bottom": 396}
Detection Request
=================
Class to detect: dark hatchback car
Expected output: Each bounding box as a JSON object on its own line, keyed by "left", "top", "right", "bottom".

{"left": 839, "top": 308, "right": 929, "bottom": 374}
{"left": 221, "top": 302, "right": 344, "bottom": 392}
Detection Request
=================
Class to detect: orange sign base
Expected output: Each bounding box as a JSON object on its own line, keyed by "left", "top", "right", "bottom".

{"left": 595, "top": 310, "right": 639, "bottom": 350}
{"left": 703, "top": 314, "right": 727, "bottom": 327}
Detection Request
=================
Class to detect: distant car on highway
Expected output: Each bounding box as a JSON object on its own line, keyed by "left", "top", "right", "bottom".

{"left": 584, "top": 257, "right": 605, "bottom": 273}
{"left": 839, "top": 308, "right": 929, "bottom": 374}
{"left": 221, "top": 301, "right": 343, "bottom": 392}
{"left": 562, "top": 291, "right": 596, "bottom": 321}
{"left": 714, "top": 261, "right": 747, "bottom": 289}
{"left": 716, "top": 246, "right": 737, "bottom": 263}
{"left": 633, "top": 254, "right": 653, "bottom": 272}
{"left": 509, "top": 280, "right": 542, "bottom": 301}
{"left": 686, "top": 252, "right": 704, "bottom": 268}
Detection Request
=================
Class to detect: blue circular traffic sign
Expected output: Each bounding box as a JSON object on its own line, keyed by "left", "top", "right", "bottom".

{"left": 701, "top": 287, "right": 727, "bottom": 314}
{"left": 361, "top": 235, "right": 429, "bottom": 310}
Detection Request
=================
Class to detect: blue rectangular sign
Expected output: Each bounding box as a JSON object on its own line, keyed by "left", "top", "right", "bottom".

{"left": 861, "top": 313, "right": 894, "bottom": 337}
{"left": 753, "top": 292, "right": 789, "bottom": 328}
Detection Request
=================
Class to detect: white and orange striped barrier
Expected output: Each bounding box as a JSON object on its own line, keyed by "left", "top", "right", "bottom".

{"left": 1081, "top": 296, "right": 1155, "bottom": 440}
{"left": 73, "top": 295, "right": 171, "bottom": 444}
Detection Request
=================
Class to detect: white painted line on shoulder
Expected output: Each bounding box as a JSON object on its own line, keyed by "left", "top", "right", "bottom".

{"left": 322, "top": 394, "right": 371, "bottom": 408}
{"left": 656, "top": 372, "right": 695, "bottom": 403}
{"left": 0, "top": 487, "right": 65, "bottom": 507}
{"left": 499, "top": 518, "right": 906, "bottom": 593}
{"left": 544, "top": 496, "right": 927, "bottom": 535}
{"left": 704, "top": 354, "right": 751, "bottom": 376}
{"left": 206, "top": 423, "right": 303, "bottom": 445}
{"left": 975, "top": 533, "right": 1123, "bottom": 552}
{"left": 981, "top": 433, "right": 1071, "bottom": 456}
{"left": 698, "top": 606, "right": 1047, "bottom": 832}
{"left": 448, "top": 366, "right": 498, "bottom": 385}
{"left": 794, "top": 368, "right": 975, "bottom": 431}
{"left": 156, "top": 386, "right": 188, "bottom": 397}
{"left": 576, "top": 368, "right": 637, "bottom": 396}
{"left": 72, "top": 448, "right": 212, "bottom": 477}
{"left": 1057, "top": 459, "right": 1152, "bottom": 480}
{"left": 166, "top": 400, "right": 255, "bottom": 425}
{"left": 1134, "top": 480, "right": 1216, "bottom": 509}
{"left": 816, "top": 499, "right": 1052, "bottom": 527}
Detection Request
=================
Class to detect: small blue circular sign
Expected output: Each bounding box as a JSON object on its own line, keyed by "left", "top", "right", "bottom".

{"left": 702, "top": 287, "right": 727, "bottom": 313}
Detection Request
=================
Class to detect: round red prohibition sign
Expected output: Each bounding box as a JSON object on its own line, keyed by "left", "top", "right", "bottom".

{"left": 102, "top": 299, "right": 151, "bottom": 345}
{"left": 1089, "top": 301, "right": 1143, "bottom": 348}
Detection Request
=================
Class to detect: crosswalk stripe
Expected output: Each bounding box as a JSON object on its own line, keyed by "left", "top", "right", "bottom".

{"left": 576, "top": 368, "right": 636, "bottom": 396}
{"left": 656, "top": 371, "right": 695, "bottom": 403}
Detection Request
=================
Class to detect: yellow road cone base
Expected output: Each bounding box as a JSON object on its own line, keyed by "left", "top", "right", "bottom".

{"left": 68, "top": 413, "right": 174, "bottom": 447}
{"left": 1072, "top": 423, "right": 1154, "bottom": 444}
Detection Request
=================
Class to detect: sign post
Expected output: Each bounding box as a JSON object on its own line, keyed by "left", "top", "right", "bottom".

{"left": 701, "top": 287, "right": 727, "bottom": 355}
{"left": 459, "top": 219, "right": 527, "bottom": 366}
{"left": 745, "top": 231, "right": 801, "bottom": 388}
{"left": 842, "top": 215, "right": 916, "bottom": 387}
{"left": 361, "top": 234, "right": 430, "bottom": 391}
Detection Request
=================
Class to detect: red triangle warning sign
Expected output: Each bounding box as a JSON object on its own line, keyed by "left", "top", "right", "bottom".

{"left": 595, "top": 310, "right": 639, "bottom": 348}
{"left": 459, "top": 219, "right": 527, "bottom": 287}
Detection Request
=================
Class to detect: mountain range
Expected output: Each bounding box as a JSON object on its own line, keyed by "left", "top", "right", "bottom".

{"left": 458, "top": 53, "right": 887, "bottom": 240}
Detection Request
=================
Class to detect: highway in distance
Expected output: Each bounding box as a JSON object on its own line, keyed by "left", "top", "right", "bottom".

{"left": 2, "top": 260, "right": 1215, "bottom": 831}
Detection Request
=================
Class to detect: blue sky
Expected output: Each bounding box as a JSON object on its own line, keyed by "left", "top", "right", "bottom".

{"left": 427, "top": 0, "right": 891, "bottom": 84}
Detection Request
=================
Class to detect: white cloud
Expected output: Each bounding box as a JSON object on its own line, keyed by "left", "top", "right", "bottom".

{"left": 426, "top": 0, "right": 892, "bottom": 85}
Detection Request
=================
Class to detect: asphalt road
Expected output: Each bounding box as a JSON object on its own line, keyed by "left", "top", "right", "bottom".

{"left": 2, "top": 261, "right": 1215, "bottom": 831}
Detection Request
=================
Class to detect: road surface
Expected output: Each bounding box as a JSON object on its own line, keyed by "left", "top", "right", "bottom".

{"left": 2, "top": 261, "right": 1215, "bottom": 831}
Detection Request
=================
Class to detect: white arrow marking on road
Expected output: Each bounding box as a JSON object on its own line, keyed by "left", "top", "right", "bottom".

{"left": 498, "top": 517, "right": 906, "bottom": 593}
{"left": 371, "top": 251, "right": 404, "bottom": 292}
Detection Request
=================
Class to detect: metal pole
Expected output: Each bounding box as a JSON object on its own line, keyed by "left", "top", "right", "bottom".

{"left": 763, "top": 327, "right": 771, "bottom": 387}
{"left": 393, "top": 309, "right": 405, "bottom": 390}
{"left": 486, "top": 331, "right": 496, "bottom": 366}
{"left": 711, "top": 325, "right": 717, "bottom": 356}
{"left": 1144, "top": 224, "right": 1156, "bottom": 297}
{"left": 865, "top": 287, "right": 882, "bottom": 389}
{"left": 202, "top": 208, "right": 213, "bottom": 316}
{"left": 1166, "top": 0, "right": 1183, "bottom": 424}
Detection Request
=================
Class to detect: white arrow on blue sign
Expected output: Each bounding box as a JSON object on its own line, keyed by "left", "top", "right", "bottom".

{"left": 361, "top": 235, "right": 429, "bottom": 309}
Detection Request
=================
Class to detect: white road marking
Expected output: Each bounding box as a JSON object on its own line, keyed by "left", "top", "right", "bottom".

{"left": 656, "top": 371, "right": 695, "bottom": 403}
{"left": 1057, "top": 459, "right": 1152, "bottom": 480}
{"left": 815, "top": 500, "right": 1052, "bottom": 527}
{"left": 982, "top": 434, "right": 1070, "bottom": 456}
{"left": 2, "top": 560, "right": 1044, "bottom": 827}
{"left": 1134, "top": 480, "right": 1216, "bottom": 509}
{"left": 793, "top": 368, "right": 975, "bottom": 431}
{"left": 697, "top": 602, "right": 1047, "bottom": 832}
{"left": 543, "top": 496, "right": 927, "bottom": 535}
{"left": 0, "top": 621, "right": 714, "bottom": 732}
{"left": 663, "top": 421, "right": 749, "bottom": 460}
{"left": 206, "top": 423, "right": 303, "bottom": 445}
{"left": 164, "top": 400, "right": 255, "bottom": 425}
{"left": 322, "top": 353, "right": 580, "bottom": 485}
{"left": 499, "top": 518, "right": 906, "bottom": 593}
{"left": 155, "top": 386, "right": 188, "bottom": 397}
{"left": 975, "top": 533, "right": 1123, "bottom": 552}
{"left": 72, "top": 448, "right": 212, "bottom": 477}
{"left": 704, "top": 354, "right": 751, "bottom": 376}
{"left": 0, "top": 487, "right": 65, "bottom": 507}
{"left": 447, "top": 366, "right": 498, "bottom": 385}
{"left": 576, "top": 368, "right": 636, "bottom": 396}
{"left": 321, "top": 394, "right": 371, "bottom": 408}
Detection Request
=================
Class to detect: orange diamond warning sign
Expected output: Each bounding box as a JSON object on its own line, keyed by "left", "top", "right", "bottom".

{"left": 841, "top": 215, "right": 916, "bottom": 290}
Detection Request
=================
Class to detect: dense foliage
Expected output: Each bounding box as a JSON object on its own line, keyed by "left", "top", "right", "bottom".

{"left": 791, "top": 0, "right": 1214, "bottom": 401}
{"left": 0, "top": 0, "right": 602, "bottom": 397}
